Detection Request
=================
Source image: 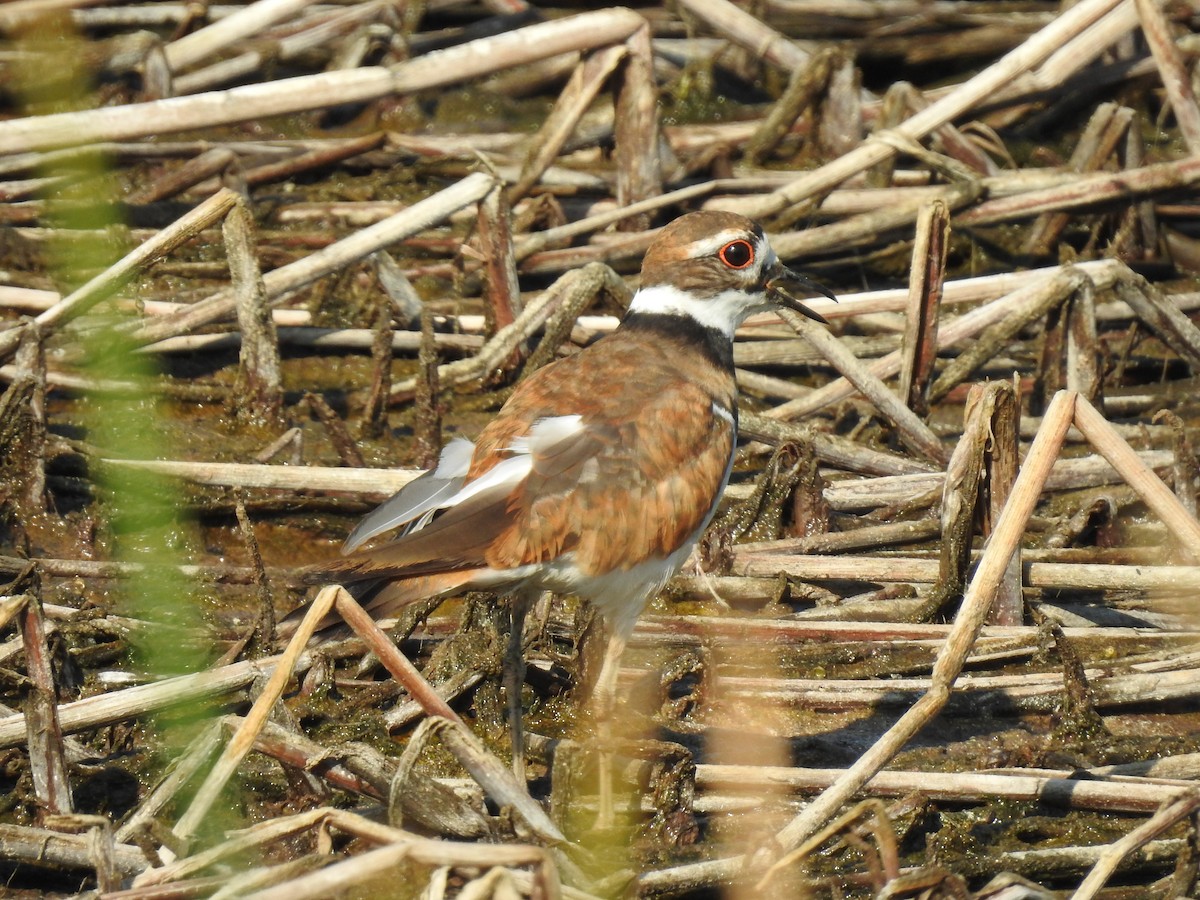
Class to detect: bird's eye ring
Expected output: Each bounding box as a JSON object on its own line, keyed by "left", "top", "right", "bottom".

{"left": 718, "top": 239, "right": 755, "bottom": 269}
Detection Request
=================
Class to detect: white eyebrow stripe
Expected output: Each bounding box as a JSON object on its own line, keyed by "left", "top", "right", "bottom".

{"left": 684, "top": 228, "right": 763, "bottom": 258}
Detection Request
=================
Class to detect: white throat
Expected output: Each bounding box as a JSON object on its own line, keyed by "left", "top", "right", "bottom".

{"left": 627, "top": 283, "right": 763, "bottom": 339}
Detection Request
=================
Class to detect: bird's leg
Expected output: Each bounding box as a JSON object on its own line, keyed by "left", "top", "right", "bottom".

{"left": 505, "top": 592, "right": 532, "bottom": 782}
{"left": 591, "top": 631, "right": 627, "bottom": 828}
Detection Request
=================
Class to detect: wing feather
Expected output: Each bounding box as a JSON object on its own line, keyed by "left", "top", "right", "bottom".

{"left": 312, "top": 329, "right": 737, "bottom": 587}
{"left": 341, "top": 437, "right": 474, "bottom": 553}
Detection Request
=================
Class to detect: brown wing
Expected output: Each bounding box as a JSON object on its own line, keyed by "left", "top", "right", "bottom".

{"left": 475, "top": 333, "right": 736, "bottom": 576}
{"left": 486, "top": 377, "right": 734, "bottom": 576}
{"left": 315, "top": 331, "right": 736, "bottom": 583}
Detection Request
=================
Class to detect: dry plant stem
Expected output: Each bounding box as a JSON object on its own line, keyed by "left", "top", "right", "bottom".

{"left": 698, "top": 765, "right": 1197, "bottom": 816}
{"left": 633, "top": 614, "right": 1194, "bottom": 650}
{"left": 137, "top": 807, "right": 555, "bottom": 890}
{"left": 18, "top": 594, "right": 73, "bottom": 814}
{"left": 145, "top": 325, "right": 481, "bottom": 356}
{"left": 163, "top": 0, "right": 321, "bottom": 72}
{"left": 0, "top": 9, "right": 647, "bottom": 154}
{"left": 736, "top": 518, "right": 942, "bottom": 558}
{"left": 11, "top": 327, "right": 47, "bottom": 512}
{"left": 413, "top": 311, "right": 440, "bottom": 467}
{"left": 132, "top": 171, "right": 496, "bottom": 347}
{"left": 509, "top": 45, "right": 626, "bottom": 204}
{"left": 1026, "top": 104, "right": 1133, "bottom": 255}
{"left": 1133, "top": 0, "right": 1200, "bottom": 154}
{"left": 718, "top": 668, "right": 1200, "bottom": 711}
{"left": 0, "top": 0, "right": 127, "bottom": 30}
{"left": 225, "top": 199, "right": 283, "bottom": 424}
{"left": 769, "top": 180, "right": 981, "bottom": 259}
{"left": 741, "top": 0, "right": 1126, "bottom": 219}
{"left": 1067, "top": 280, "right": 1103, "bottom": 403}
{"left": 959, "top": 156, "right": 1200, "bottom": 227}
{"left": 676, "top": 0, "right": 820, "bottom": 72}
{"left": 730, "top": 556, "right": 1200, "bottom": 592}
{"left": 1071, "top": 791, "right": 1200, "bottom": 900}
{"left": 777, "top": 308, "right": 948, "bottom": 465}
{"left": 1071, "top": 395, "right": 1200, "bottom": 561}
{"left": 332, "top": 591, "right": 463, "bottom": 724}
{"left": 816, "top": 50, "right": 863, "bottom": 158}
{"left": 770, "top": 390, "right": 1077, "bottom": 860}
{"left": 129, "top": 147, "right": 236, "bottom": 204}
{"left": 766, "top": 263, "right": 1117, "bottom": 421}
{"left": 115, "top": 720, "right": 224, "bottom": 845}
{"left": 1019, "top": 0, "right": 1139, "bottom": 94}
{"left": 104, "top": 441, "right": 1174, "bottom": 510}
{"left": 173, "top": 3, "right": 391, "bottom": 96}
{"left": 986, "top": 378, "right": 1022, "bottom": 626}
{"left": 0, "top": 823, "right": 145, "bottom": 880}
{"left": 514, "top": 181, "right": 713, "bottom": 262}
{"left": 170, "top": 585, "right": 340, "bottom": 847}
{"left": 428, "top": 717, "right": 567, "bottom": 846}
{"left": 897, "top": 200, "right": 949, "bottom": 414}
{"left": 390, "top": 262, "right": 627, "bottom": 400}
{"left": 737, "top": 412, "right": 935, "bottom": 477}
{"left": 238, "top": 834, "right": 561, "bottom": 900}
{"left": 746, "top": 48, "right": 834, "bottom": 165}
{"left": 926, "top": 383, "right": 996, "bottom": 623}
{"left": 236, "top": 133, "right": 385, "bottom": 189}
{"left": 247, "top": 717, "right": 383, "bottom": 799}
{"left": 613, "top": 21, "right": 661, "bottom": 223}
{"left": 0, "top": 188, "right": 239, "bottom": 361}
{"left": 0, "top": 595, "right": 27, "bottom": 633}
{"left": 104, "top": 457, "right": 419, "bottom": 496}
{"left": 927, "top": 267, "right": 1084, "bottom": 404}
{"left": 479, "top": 184, "right": 522, "bottom": 334}
{"left": 1112, "top": 274, "right": 1200, "bottom": 371}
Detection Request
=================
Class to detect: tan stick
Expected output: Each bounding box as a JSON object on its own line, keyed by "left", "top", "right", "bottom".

{"left": 0, "top": 188, "right": 239, "bottom": 361}
{"left": 333, "top": 591, "right": 463, "bottom": 724}
{"left": 613, "top": 20, "right": 661, "bottom": 223}
{"left": 102, "top": 458, "right": 419, "bottom": 496}
{"left": 0, "top": 9, "right": 647, "bottom": 154}
{"left": 1133, "top": 0, "right": 1200, "bottom": 154}
{"left": 1022, "top": 0, "right": 1139, "bottom": 92}
{"left": 131, "top": 171, "right": 495, "bottom": 346}
{"left": 1071, "top": 394, "right": 1200, "bottom": 561}
{"left": 777, "top": 308, "right": 949, "bottom": 464}
{"left": 1071, "top": 790, "right": 1200, "bottom": 900}
{"left": 697, "top": 764, "right": 1195, "bottom": 815}
{"left": 958, "top": 155, "right": 1200, "bottom": 226}
{"left": 225, "top": 199, "right": 283, "bottom": 425}
{"left": 768, "top": 262, "right": 1122, "bottom": 420}
{"left": 897, "top": 200, "right": 949, "bottom": 415}
{"left": 986, "top": 378, "right": 1023, "bottom": 625}
{"left": 173, "top": 3, "right": 392, "bottom": 96}
{"left": 163, "top": 0, "right": 322, "bottom": 72}
{"left": 171, "top": 585, "right": 340, "bottom": 845}
{"left": 741, "top": 0, "right": 1126, "bottom": 218}
{"left": 676, "top": 0, "right": 822, "bottom": 72}
{"left": 732, "top": 555, "right": 1200, "bottom": 592}
{"left": 19, "top": 593, "right": 74, "bottom": 815}
{"left": 509, "top": 45, "right": 626, "bottom": 203}
{"left": 771, "top": 390, "right": 1078, "bottom": 855}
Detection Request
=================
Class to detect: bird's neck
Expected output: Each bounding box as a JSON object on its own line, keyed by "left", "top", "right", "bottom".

{"left": 617, "top": 309, "right": 735, "bottom": 373}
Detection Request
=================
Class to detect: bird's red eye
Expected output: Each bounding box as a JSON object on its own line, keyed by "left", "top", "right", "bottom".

{"left": 718, "top": 239, "right": 755, "bottom": 269}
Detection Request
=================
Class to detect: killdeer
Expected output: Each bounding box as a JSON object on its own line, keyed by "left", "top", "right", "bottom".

{"left": 302, "top": 210, "right": 833, "bottom": 767}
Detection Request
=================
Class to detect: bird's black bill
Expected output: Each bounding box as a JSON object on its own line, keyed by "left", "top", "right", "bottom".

{"left": 766, "top": 266, "right": 837, "bottom": 325}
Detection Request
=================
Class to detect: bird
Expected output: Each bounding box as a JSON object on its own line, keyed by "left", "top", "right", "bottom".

{"left": 294, "top": 210, "right": 834, "bottom": 779}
